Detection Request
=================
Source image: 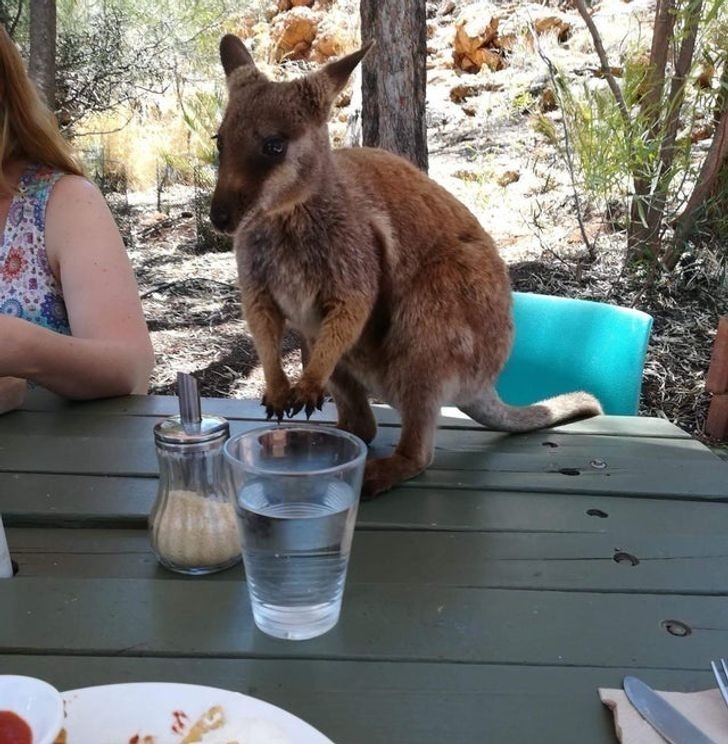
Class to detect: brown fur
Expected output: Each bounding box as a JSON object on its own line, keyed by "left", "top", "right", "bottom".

{"left": 211, "top": 36, "right": 602, "bottom": 499}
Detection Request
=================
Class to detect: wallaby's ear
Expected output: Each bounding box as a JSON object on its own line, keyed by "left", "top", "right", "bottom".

{"left": 299, "top": 41, "right": 374, "bottom": 123}
{"left": 321, "top": 40, "right": 375, "bottom": 96}
{"left": 220, "top": 34, "right": 256, "bottom": 77}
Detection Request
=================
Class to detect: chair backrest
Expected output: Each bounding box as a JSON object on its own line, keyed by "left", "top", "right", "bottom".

{"left": 495, "top": 292, "right": 653, "bottom": 416}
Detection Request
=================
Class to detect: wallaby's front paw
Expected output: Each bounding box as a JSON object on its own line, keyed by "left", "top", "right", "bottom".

{"left": 287, "top": 378, "right": 325, "bottom": 419}
{"left": 261, "top": 379, "right": 291, "bottom": 422}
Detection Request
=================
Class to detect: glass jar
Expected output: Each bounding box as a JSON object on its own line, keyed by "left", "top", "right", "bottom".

{"left": 150, "top": 415, "right": 242, "bottom": 575}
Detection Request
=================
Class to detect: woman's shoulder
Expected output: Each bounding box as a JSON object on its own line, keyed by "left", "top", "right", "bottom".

{"left": 47, "top": 172, "right": 106, "bottom": 212}
{"left": 15, "top": 163, "right": 94, "bottom": 208}
{"left": 45, "top": 171, "right": 120, "bottom": 256}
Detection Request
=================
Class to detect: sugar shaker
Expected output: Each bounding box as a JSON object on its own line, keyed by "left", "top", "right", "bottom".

{"left": 149, "top": 373, "right": 241, "bottom": 575}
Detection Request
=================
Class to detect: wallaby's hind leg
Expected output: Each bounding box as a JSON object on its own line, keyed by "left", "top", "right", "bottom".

{"left": 362, "top": 399, "right": 439, "bottom": 500}
{"left": 329, "top": 364, "right": 377, "bottom": 444}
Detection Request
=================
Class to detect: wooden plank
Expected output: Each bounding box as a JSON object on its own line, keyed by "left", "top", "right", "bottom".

{"left": 0, "top": 429, "right": 714, "bottom": 479}
{"left": 2, "top": 577, "right": 728, "bottom": 670}
{"left": 0, "top": 474, "right": 155, "bottom": 526}
{"left": 414, "top": 461, "right": 728, "bottom": 500}
{"left": 359, "top": 486, "right": 728, "bottom": 534}
{"left": 376, "top": 426, "right": 712, "bottom": 457}
{"left": 19, "top": 390, "right": 691, "bottom": 438}
{"left": 0, "top": 411, "right": 703, "bottom": 461}
{"left": 5, "top": 472, "right": 728, "bottom": 534}
{"left": 11, "top": 527, "right": 728, "bottom": 595}
{"left": 0, "top": 656, "right": 715, "bottom": 744}
{"left": 1, "top": 416, "right": 721, "bottom": 499}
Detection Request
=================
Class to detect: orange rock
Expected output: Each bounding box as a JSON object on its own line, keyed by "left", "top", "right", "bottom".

{"left": 272, "top": 6, "right": 320, "bottom": 62}
{"left": 534, "top": 14, "right": 572, "bottom": 43}
{"left": 312, "top": 30, "right": 344, "bottom": 60}
{"left": 497, "top": 170, "right": 520, "bottom": 187}
{"left": 452, "top": 6, "right": 502, "bottom": 72}
{"left": 493, "top": 33, "right": 517, "bottom": 52}
{"left": 539, "top": 88, "right": 558, "bottom": 112}
{"left": 475, "top": 47, "right": 504, "bottom": 71}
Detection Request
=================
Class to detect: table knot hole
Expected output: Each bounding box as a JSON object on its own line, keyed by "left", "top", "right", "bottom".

{"left": 662, "top": 619, "right": 691, "bottom": 637}
{"left": 613, "top": 551, "right": 639, "bottom": 566}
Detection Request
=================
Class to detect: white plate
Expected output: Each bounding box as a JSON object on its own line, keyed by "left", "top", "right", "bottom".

{"left": 60, "top": 682, "right": 334, "bottom": 744}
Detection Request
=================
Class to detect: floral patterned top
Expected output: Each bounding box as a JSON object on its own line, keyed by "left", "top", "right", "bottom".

{"left": 0, "top": 163, "right": 70, "bottom": 334}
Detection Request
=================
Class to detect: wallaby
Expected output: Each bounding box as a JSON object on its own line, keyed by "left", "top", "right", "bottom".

{"left": 210, "top": 35, "right": 603, "bottom": 499}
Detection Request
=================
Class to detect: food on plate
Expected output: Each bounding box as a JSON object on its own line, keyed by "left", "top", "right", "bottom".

{"left": 181, "top": 705, "right": 289, "bottom": 744}
{"left": 181, "top": 705, "right": 225, "bottom": 743}
{"left": 48, "top": 701, "right": 291, "bottom": 743}
{"left": 0, "top": 710, "right": 33, "bottom": 744}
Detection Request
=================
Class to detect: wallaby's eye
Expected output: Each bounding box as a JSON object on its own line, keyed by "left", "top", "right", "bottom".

{"left": 262, "top": 137, "right": 287, "bottom": 157}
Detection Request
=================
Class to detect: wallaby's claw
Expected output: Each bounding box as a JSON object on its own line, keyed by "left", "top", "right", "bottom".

{"left": 261, "top": 387, "right": 290, "bottom": 423}
{"left": 285, "top": 380, "right": 325, "bottom": 420}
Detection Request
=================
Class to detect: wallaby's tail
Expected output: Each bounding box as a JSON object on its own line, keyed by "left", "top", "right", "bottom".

{"left": 459, "top": 387, "right": 603, "bottom": 433}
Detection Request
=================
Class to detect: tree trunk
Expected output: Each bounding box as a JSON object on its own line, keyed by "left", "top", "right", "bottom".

{"left": 668, "top": 105, "right": 728, "bottom": 264}
{"left": 626, "top": 0, "right": 676, "bottom": 264}
{"left": 635, "top": 0, "right": 703, "bottom": 263}
{"left": 360, "top": 0, "right": 428, "bottom": 171}
{"left": 29, "top": 0, "right": 56, "bottom": 109}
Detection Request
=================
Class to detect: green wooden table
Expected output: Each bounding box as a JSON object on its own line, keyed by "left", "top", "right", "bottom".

{"left": 2, "top": 391, "right": 728, "bottom": 743}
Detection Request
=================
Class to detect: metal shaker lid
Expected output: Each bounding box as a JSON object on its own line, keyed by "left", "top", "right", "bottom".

{"left": 154, "top": 414, "right": 230, "bottom": 445}
{"left": 154, "top": 371, "right": 229, "bottom": 444}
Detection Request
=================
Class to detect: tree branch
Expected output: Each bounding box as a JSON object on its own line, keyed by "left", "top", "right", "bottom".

{"left": 672, "top": 105, "right": 728, "bottom": 250}
{"left": 534, "top": 32, "right": 595, "bottom": 260}
{"left": 656, "top": 0, "right": 703, "bottom": 180}
{"left": 10, "top": 0, "right": 22, "bottom": 36}
{"left": 640, "top": 0, "right": 677, "bottom": 139}
{"left": 573, "top": 0, "right": 631, "bottom": 130}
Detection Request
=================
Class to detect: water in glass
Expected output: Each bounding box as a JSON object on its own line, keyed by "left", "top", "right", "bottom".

{"left": 236, "top": 477, "right": 358, "bottom": 640}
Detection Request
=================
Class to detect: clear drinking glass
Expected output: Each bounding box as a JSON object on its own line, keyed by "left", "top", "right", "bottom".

{"left": 224, "top": 425, "right": 367, "bottom": 641}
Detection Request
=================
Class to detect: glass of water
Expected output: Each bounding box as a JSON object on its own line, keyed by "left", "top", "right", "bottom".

{"left": 224, "top": 425, "right": 367, "bottom": 641}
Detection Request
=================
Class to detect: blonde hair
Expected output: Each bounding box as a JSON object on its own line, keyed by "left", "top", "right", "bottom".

{"left": 0, "top": 25, "right": 83, "bottom": 192}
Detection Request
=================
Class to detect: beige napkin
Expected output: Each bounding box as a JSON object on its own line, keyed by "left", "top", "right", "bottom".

{"left": 600, "top": 687, "right": 728, "bottom": 743}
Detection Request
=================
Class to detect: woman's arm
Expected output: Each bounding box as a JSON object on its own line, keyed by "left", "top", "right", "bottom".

{"left": 0, "top": 176, "right": 155, "bottom": 398}
{"left": 0, "top": 376, "right": 27, "bottom": 414}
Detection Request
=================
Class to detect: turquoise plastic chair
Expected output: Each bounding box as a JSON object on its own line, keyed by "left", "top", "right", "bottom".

{"left": 495, "top": 292, "right": 653, "bottom": 416}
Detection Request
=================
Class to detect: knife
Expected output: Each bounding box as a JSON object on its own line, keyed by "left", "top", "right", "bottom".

{"left": 623, "top": 676, "right": 716, "bottom": 744}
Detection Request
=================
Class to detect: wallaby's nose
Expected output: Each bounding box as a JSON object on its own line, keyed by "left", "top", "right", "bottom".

{"left": 209, "top": 203, "right": 231, "bottom": 232}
